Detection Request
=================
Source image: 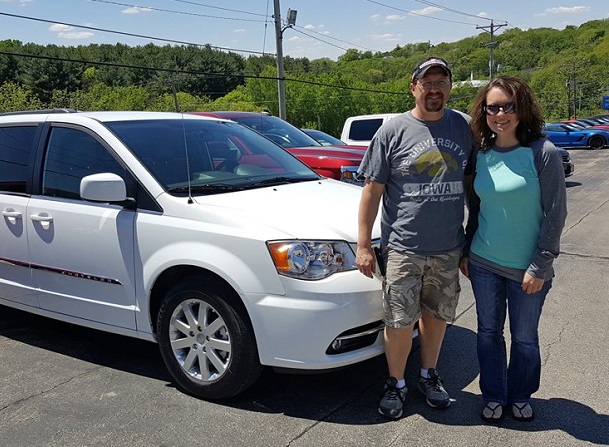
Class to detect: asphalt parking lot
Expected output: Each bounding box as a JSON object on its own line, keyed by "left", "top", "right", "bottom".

{"left": 1, "top": 148, "right": 608, "bottom": 447}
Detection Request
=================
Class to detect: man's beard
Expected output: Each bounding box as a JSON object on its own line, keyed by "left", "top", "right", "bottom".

{"left": 424, "top": 95, "right": 444, "bottom": 113}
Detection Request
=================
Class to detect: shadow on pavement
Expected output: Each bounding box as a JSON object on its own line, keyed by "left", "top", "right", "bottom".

{"left": 2, "top": 305, "right": 607, "bottom": 443}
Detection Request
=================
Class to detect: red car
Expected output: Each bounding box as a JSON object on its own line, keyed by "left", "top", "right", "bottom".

{"left": 191, "top": 111, "right": 366, "bottom": 185}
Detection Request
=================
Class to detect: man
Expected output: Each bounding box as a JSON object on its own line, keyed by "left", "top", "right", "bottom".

{"left": 356, "top": 57, "right": 474, "bottom": 419}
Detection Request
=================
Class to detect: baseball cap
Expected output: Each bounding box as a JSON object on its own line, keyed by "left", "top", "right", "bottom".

{"left": 412, "top": 57, "right": 452, "bottom": 81}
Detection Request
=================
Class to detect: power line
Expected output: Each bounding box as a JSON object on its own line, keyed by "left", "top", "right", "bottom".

{"left": 290, "top": 28, "right": 350, "bottom": 53}
{"left": 93, "top": 0, "right": 376, "bottom": 56}
{"left": 410, "top": 0, "right": 496, "bottom": 21}
{"left": 364, "top": 0, "right": 479, "bottom": 26}
{"left": 91, "top": 0, "right": 404, "bottom": 57}
{"left": 292, "top": 25, "right": 375, "bottom": 53}
{"left": 88, "top": 0, "right": 267, "bottom": 23}
{"left": 165, "top": 0, "right": 267, "bottom": 17}
{"left": 0, "top": 50, "right": 412, "bottom": 95}
{"left": 0, "top": 11, "right": 268, "bottom": 56}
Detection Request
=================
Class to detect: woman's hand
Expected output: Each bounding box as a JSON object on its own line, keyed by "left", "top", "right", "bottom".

{"left": 522, "top": 272, "right": 544, "bottom": 294}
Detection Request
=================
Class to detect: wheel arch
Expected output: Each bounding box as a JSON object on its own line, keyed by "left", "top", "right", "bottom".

{"left": 149, "top": 265, "right": 253, "bottom": 338}
{"left": 587, "top": 134, "right": 606, "bottom": 149}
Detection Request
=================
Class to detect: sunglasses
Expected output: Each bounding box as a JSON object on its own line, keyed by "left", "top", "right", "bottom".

{"left": 484, "top": 102, "right": 516, "bottom": 115}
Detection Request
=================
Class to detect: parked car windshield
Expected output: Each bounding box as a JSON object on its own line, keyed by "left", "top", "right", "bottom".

{"left": 105, "top": 118, "right": 320, "bottom": 195}
{"left": 228, "top": 115, "right": 323, "bottom": 149}
{"left": 302, "top": 129, "right": 346, "bottom": 146}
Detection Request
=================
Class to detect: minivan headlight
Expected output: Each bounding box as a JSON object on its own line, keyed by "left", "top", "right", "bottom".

{"left": 267, "top": 240, "right": 356, "bottom": 280}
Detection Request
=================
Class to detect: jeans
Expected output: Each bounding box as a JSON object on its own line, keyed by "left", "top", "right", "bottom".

{"left": 469, "top": 261, "right": 552, "bottom": 405}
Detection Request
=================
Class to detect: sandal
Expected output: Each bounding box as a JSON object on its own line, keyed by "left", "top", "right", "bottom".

{"left": 481, "top": 401, "right": 504, "bottom": 422}
{"left": 512, "top": 402, "right": 534, "bottom": 422}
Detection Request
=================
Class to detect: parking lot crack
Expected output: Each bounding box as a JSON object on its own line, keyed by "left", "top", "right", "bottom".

{"left": 284, "top": 402, "right": 351, "bottom": 446}
{"left": 559, "top": 251, "right": 609, "bottom": 261}
{"left": 0, "top": 367, "right": 100, "bottom": 413}
{"left": 562, "top": 198, "right": 609, "bottom": 236}
{"left": 542, "top": 318, "right": 571, "bottom": 366}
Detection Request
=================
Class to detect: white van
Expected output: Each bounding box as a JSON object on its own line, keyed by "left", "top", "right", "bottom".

{"left": 340, "top": 113, "right": 401, "bottom": 147}
{"left": 0, "top": 109, "right": 384, "bottom": 400}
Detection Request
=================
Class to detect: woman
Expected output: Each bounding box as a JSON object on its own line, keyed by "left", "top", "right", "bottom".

{"left": 461, "top": 76, "right": 567, "bottom": 422}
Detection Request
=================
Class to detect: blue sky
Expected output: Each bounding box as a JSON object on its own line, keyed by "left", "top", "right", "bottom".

{"left": 1, "top": 0, "right": 608, "bottom": 61}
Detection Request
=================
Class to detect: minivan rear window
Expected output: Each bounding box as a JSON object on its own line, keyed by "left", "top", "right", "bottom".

{"left": 0, "top": 126, "right": 37, "bottom": 193}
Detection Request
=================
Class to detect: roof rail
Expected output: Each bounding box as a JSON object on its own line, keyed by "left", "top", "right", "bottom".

{"left": 0, "top": 108, "right": 79, "bottom": 116}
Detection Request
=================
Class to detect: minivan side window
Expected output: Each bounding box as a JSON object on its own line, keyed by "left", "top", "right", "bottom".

{"left": 42, "top": 127, "right": 126, "bottom": 200}
{"left": 0, "top": 126, "right": 37, "bottom": 193}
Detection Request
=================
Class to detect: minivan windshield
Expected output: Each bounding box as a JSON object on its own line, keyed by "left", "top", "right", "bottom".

{"left": 105, "top": 118, "right": 320, "bottom": 195}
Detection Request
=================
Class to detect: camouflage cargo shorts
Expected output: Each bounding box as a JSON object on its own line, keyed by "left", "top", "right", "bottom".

{"left": 382, "top": 247, "right": 461, "bottom": 328}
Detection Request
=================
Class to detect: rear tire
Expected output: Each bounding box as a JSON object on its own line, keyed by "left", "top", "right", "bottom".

{"left": 157, "top": 277, "right": 261, "bottom": 400}
{"left": 588, "top": 135, "right": 605, "bottom": 149}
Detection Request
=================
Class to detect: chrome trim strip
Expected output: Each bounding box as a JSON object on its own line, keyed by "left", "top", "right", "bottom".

{"left": 334, "top": 322, "right": 384, "bottom": 342}
{"left": 0, "top": 256, "right": 122, "bottom": 285}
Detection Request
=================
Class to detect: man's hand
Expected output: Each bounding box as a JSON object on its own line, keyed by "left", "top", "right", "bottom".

{"left": 356, "top": 246, "right": 376, "bottom": 278}
{"left": 459, "top": 256, "right": 470, "bottom": 278}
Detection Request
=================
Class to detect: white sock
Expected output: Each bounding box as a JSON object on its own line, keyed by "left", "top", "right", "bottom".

{"left": 420, "top": 368, "right": 430, "bottom": 379}
{"left": 396, "top": 379, "right": 406, "bottom": 389}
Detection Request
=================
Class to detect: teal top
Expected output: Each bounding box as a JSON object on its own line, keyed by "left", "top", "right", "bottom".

{"left": 464, "top": 138, "right": 567, "bottom": 281}
{"left": 471, "top": 146, "right": 543, "bottom": 269}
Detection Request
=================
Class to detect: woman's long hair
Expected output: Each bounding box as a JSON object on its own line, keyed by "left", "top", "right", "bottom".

{"left": 469, "top": 76, "right": 545, "bottom": 151}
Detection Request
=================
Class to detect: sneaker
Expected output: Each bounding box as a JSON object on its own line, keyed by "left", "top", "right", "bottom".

{"left": 417, "top": 368, "right": 450, "bottom": 408}
{"left": 378, "top": 377, "right": 408, "bottom": 419}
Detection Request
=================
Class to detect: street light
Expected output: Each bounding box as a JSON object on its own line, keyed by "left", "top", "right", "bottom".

{"left": 273, "top": 0, "right": 297, "bottom": 120}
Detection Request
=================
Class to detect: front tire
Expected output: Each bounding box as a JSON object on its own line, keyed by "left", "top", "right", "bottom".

{"left": 157, "top": 277, "right": 261, "bottom": 400}
{"left": 588, "top": 135, "right": 605, "bottom": 149}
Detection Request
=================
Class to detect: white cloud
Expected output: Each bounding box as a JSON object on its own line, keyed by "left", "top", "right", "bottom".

{"left": 58, "top": 32, "right": 94, "bottom": 40}
{"left": 369, "top": 33, "right": 402, "bottom": 43}
{"left": 546, "top": 6, "right": 590, "bottom": 14}
{"left": 303, "top": 24, "right": 330, "bottom": 35}
{"left": 49, "top": 23, "right": 73, "bottom": 32}
{"left": 370, "top": 14, "right": 382, "bottom": 22}
{"left": 49, "top": 23, "right": 93, "bottom": 40}
{"left": 121, "top": 6, "right": 152, "bottom": 14}
{"left": 0, "top": 0, "right": 33, "bottom": 4}
{"left": 385, "top": 14, "right": 406, "bottom": 22}
{"left": 233, "top": 28, "right": 246, "bottom": 33}
{"left": 410, "top": 6, "right": 442, "bottom": 16}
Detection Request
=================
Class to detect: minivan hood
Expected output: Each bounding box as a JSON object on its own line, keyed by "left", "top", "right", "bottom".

{"left": 188, "top": 179, "right": 375, "bottom": 241}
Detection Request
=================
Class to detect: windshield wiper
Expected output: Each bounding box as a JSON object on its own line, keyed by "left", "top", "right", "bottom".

{"left": 167, "top": 184, "right": 243, "bottom": 194}
{"left": 247, "top": 176, "right": 315, "bottom": 187}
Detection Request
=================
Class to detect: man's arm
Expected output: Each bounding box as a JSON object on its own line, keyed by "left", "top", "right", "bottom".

{"left": 356, "top": 180, "right": 385, "bottom": 278}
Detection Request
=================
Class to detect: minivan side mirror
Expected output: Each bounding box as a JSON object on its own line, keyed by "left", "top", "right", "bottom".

{"left": 80, "top": 173, "right": 128, "bottom": 203}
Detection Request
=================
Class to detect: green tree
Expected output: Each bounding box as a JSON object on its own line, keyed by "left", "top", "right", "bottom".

{"left": 0, "top": 82, "right": 42, "bottom": 111}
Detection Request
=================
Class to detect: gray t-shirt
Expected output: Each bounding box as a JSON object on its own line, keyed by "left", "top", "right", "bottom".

{"left": 358, "top": 109, "right": 474, "bottom": 255}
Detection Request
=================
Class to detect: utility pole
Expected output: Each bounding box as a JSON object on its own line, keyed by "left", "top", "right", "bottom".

{"left": 477, "top": 20, "right": 507, "bottom": 79}
{"left": 562, "top": 62, "right": 585, "bottom": 119}
{"left": 272, "top": 0, "right": 297, "bottom": 120}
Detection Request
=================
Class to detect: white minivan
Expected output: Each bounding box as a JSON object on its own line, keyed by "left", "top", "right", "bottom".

{"left": 0, "top": 110, "right": 384, "bottom": 400}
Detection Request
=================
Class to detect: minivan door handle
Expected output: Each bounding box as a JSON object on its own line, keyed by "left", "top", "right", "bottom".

{"left": 30, "top": 213, "right": 54, "bottom": 223}
{"left": 2, "top": 209, "right": 23, "bottom": 219}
